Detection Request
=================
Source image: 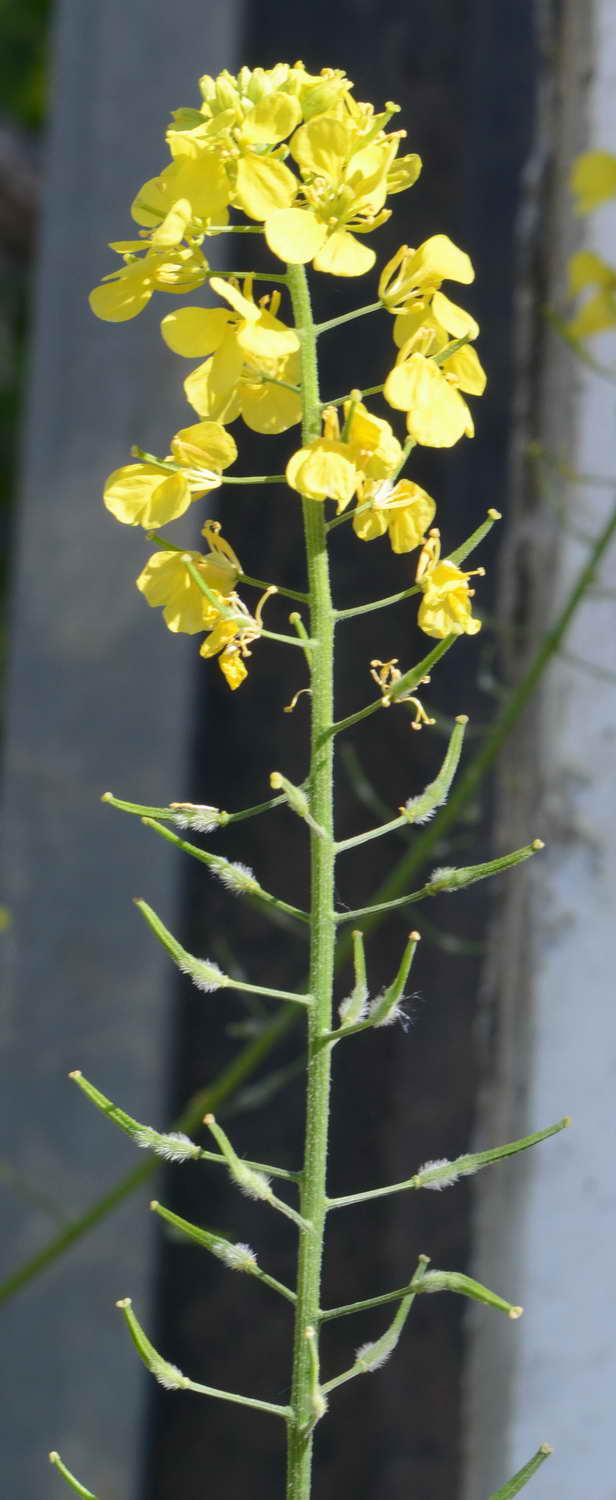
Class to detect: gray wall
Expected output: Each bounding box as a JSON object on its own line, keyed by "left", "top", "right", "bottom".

{"left": 0, "top": 5, "right": 242, "bottom": 1497}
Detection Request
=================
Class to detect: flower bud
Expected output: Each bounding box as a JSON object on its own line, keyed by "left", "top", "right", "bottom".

{"left": 116, "top": 1298, "right": 190, "bottom": 1389}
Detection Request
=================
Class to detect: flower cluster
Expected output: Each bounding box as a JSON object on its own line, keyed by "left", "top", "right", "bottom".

{"left": 92, "top": 63, "right": 491, "bottom": 685}
{"left": 567, "top": 151, "right": 616, "bottom": 339}
{"left": 380, "top": 234, "right": 486, "bottom": 447}
{"left": 89, "top": 61, "right": 422, "bottom": 324}
{"left": 285, "top": 399, "right": 483, "bottom": 638}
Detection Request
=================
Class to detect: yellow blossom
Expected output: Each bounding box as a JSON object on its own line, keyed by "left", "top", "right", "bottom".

{"left": 135, "top": 521, "right": 257, "bottom": 689}
{"left": 286, "top": 401, "right": 402, "bottom": 511}
{"left": 199, "top": 587, "right": 271, "bottom": 690}
{"left": 384, "top": 339, "right": 486, "bottom": 448}
{"left": 136, "top": 520, "right": 241, "bottom": 633}
{"left": 353, "top": 478, "right": 436, "bottom": 552}
{"left": 416, "top": 531, "right": 483, "bottom": 638}
{"left": 91, "top": 65, "right": 422, "bottom": 314}
{"left": 566, "top": 249, "right": 616, "bottom": 338}
{"left": 379, "top": 235, "right": 474, "bottom": 311}
{"left": 264, "top": 114, "right": 417, "bottom": 275}
{"left": 570, "top": 151, "right": 616, "bottom": 214}
{"left": 89, "top": 243, "right": 208, "bottom": 323}
{"left": 103, "top": 421, "right": 237, "bottom": 527}
{"left": 131, "top": 153, "right": 232, "bottom": 238}
{"left": 136, "top": 553, "right": 227, "bottom": 635}
{"left": 161, "top": 276, "right": 301, "bottom": 432}
{"left": 344, "top": 397, "right": 403, "bottom": 477}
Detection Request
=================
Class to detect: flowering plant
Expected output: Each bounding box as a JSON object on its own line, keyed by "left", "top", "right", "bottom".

{"left": 49, "top": 62, "right": 565, "bottom": 1500}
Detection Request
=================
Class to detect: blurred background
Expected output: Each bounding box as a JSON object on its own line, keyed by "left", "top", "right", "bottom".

{"left": 1, "top": 4, "right": 615, "bottom": 1499}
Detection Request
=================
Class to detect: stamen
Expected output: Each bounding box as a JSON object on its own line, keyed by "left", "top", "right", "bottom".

{"left": 284, "top": 687, "right": 312, "bottom": 715}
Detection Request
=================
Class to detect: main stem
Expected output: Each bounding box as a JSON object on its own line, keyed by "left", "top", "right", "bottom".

{"left": 286, "top": 263, "right": 336, "bottom": 1500}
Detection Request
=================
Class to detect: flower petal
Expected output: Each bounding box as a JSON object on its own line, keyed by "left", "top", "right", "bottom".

{"left": 210, "top": 275, "right": 259, "bottom": 322}
{"left": 234, "top": 155, "right": 297, "bottom": 220}
{"left": 313, "top": 229, "right": 376, "bottom": 277}
{"left": 150, "top": 199, "right": 192, "bottom": 248}
{"left": 236, "top": 313, "right": 299, "bottom": 359}
{"left": 445, "top": 344, "right": 486, "bottom": 395}
{"left": 411, "top": 234, "right": 474, "bottom": 286}
{"left": 291, "top": 116, "right": 352, "bottom": 179}
{"left": 218, "top": 647, "right": 248, "bottom": 690}
{"left": 352, "top": 504, "right": 389, "bottom": 541}
{"left": 137, "top": 551, "right": 219, "bottom": 633}
{"left": 265, "top": 207, "right": 328, "bottom": 264}
{"left": 185, "top": 341, "right": 244, "bottom": 422}
{"left": 170, "top": 420, "right": 238, "bottom": 471}
{"left": 240, "top": 379, "right": 301, "bottom": 434}
{"left": 286, "top": 443, "right": 358, "bottom": 508}
{"left": 570, "top": 151, "right": 616, "bottom": 214}
{"left": 89, "top": 264, "right": 153, "bottom": 323}
{"left": 385, "top": 483, "right": 436, "bottom": 553}
{"left": 161, "top": 306, "right": 233, "bottom": 357}
{"left": 104, "top": 465, "right": 191, "bottom": 527}
{"left": 431, "top": 290, "right": 479, "bottom": 341}
{"left": 242, "top": 92, "right": 302, "bottom": 145}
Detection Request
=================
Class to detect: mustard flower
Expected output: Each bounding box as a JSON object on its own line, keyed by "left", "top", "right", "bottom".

{"left": 416, "top": 531, "right": 483, "bottom": 638}
{"left": 570, "top": 151, "right": 616, "bottom": 214}
{"left": 136, "top": 521, "right": 241, "bottom": 634}
{"left": 103, "top": 421, "right": 237, "bottom": 527}
{"left": 91, "top": 65, "right": 423, "bottom": 314}
{"left": 89, "top": 243, "right": 208, "bottom": 323}
{"left": 566, "top": 249, "right": 616, "bottom": 339}
{"left": 353, "top": 478, "right": 436, "bottom": 553}
{"left": 379, "top": 235, "right": 474, "bottom": 311}
{"left": 199, "top": 585, "right": 275, "bottom": 691}
{"left": 161, "top": 276, "right": 301, "bottom": 433}
{"left": 384, "top": 337, "right": 486, "bottom": 448}
{"left": 263, "top": 115, "right": 419, "bottom": 276}
{"left": 286, "top": 401, "right": 402, "bottom": 511}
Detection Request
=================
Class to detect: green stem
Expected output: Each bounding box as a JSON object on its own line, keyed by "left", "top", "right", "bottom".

{"left": 286, "top": 262, "right": 336, "bottom": 1500}
{"left": 207, "top": 268, "right": 290, "bottom": 283}
{"left": 320, "top": 1281, "right": 418, "bottom": 1322}
{"left": 325, "top": 381, "right": 384, "bottom": 408}
{"left": 335, "top": 583, "right": 420, "bottom": 620}
{"left": 314, "top": 301, "right": 382, "bottom": 335}
{"left": 239, "top": 573, "right": 309, "bottom": 604}
{"left": 7, "top": 505, "right": 612, "bottom": 1314}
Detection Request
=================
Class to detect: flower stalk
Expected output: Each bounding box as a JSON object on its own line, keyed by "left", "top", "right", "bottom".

{"left": 47, "top": 58, "right": 574, "bottom": 1500}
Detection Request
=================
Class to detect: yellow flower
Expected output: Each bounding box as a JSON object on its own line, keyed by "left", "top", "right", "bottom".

{"left": 199, "top": 588, "right": 271, "bottom": 691}
{"left": 344, "top": 398, "right": 403, "bottom": 478}
{"left": 353, "top": 478, "right": 436, "bottom": 553}
{"left": 566, "top": 249, "right": 616, "bottom": 338}
{"left": 135, "top": 522, "right": 256, "bottom": 689}
{"left": 103, "top": 421, "right": 237, "bottom": 527}
{"left": 89, "top": 243, "right": 208, "bottom": 323}
{"left": 384, "top": 339, "right": 486, "bottom": 448}
{"left": 161, "top": 276, "right": 301, "bottom": 432}
{"left": 286, "top": 401, "right": 402, "bottom": 511}
{"left": 136, "top": 522, "right": 241, "bottom": 634}
{"left": 416, "top": 531, "right": 483, "bottom": 638}
{"left": 379, "top": 235, "right": 474, "bottom": 311}
{"left": 570, "top": 151, "right": 616, "bottom": 214}
{"left": 377, "top": 236, "right": 480, "bottom": 370}
{"left": 264, "top": 114, "right": 416, "bottom": 275}
{"left": 286, "top": 430, "right": 359, "bottom": 510}
{"left": 131, "top": 153, "right": 232, "bottom": 238}
{"left": 91, "top": 67, "right": 422, "bottom": 320}
{"left": 137, "top": 557, "right": 222, "bottom": 634}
